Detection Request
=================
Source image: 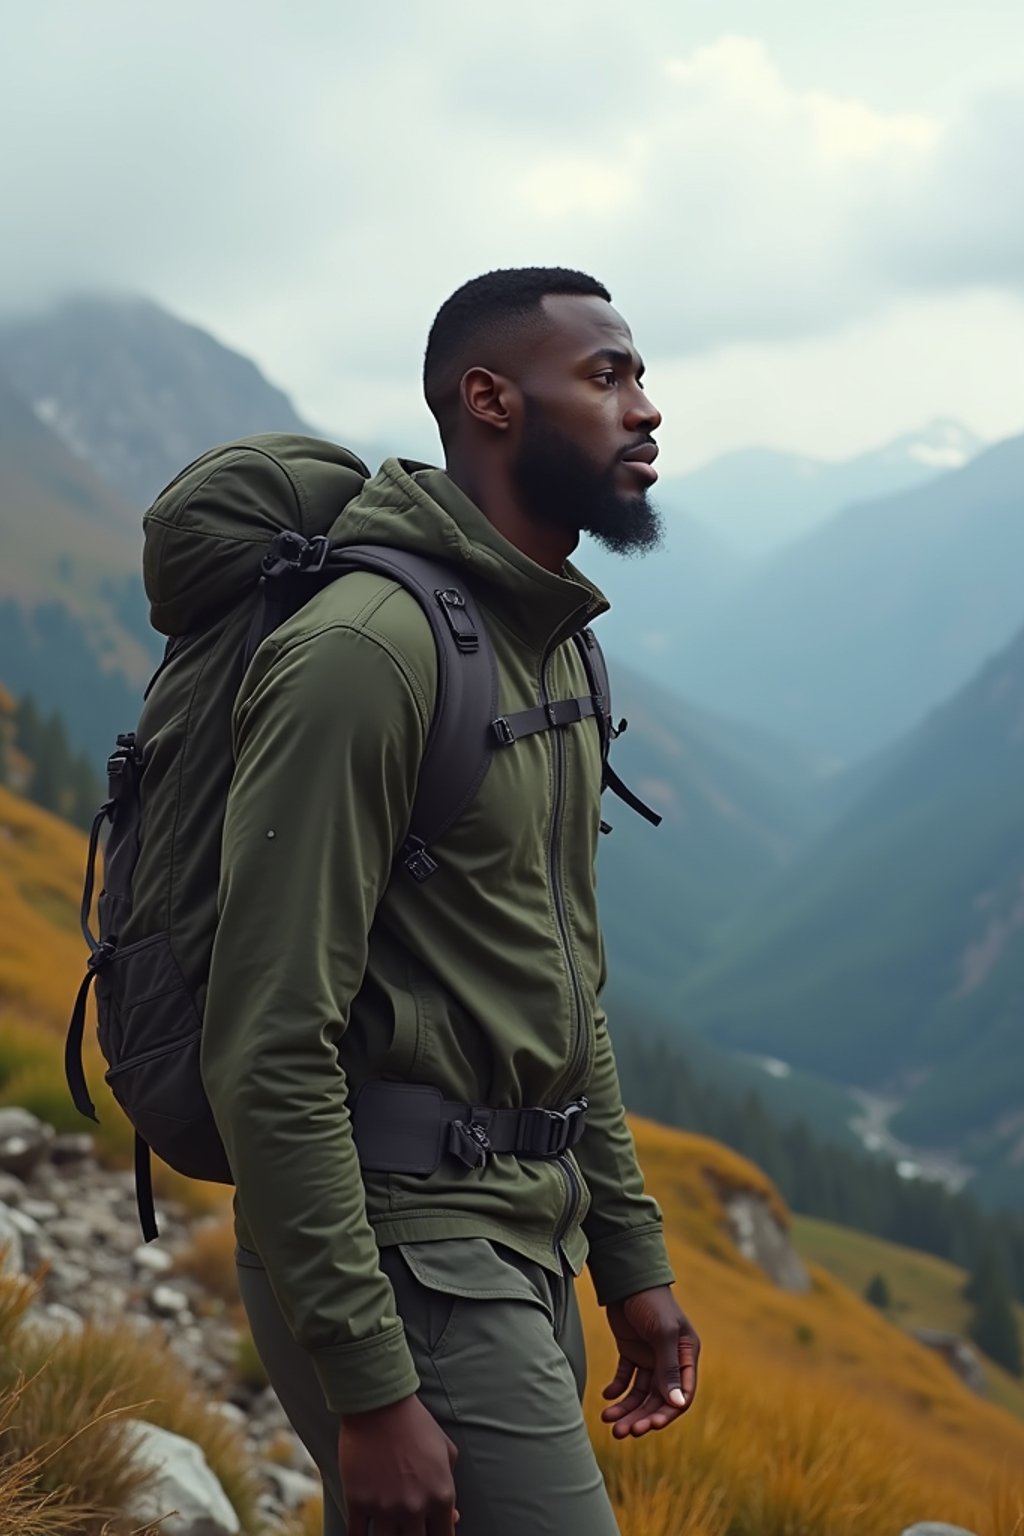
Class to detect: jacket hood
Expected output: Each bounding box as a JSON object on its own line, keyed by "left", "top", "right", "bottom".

{"left": 331, "top": 458, "right": 608, "bottom": 652}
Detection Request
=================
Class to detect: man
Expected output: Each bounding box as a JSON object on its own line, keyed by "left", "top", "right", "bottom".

{"left": 201, "top": 267, "right": 700, "bottom": 1536}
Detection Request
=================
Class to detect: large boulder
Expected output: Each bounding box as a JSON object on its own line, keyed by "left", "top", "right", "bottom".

{"left": 901, "top": 1524, "right": 978, "bottom": 1535}
{"left": 911, "top": 1329, "right": 987, "bottom": 1396}
{"left": 723, "top": 1190, "right": 811, "bottom": 1293}
{"left": 122, "top": 1420, "right": 241, "bottom": 1536}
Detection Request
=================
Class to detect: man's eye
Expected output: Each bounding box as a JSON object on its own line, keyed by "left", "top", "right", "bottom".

{"left": 596, "top": 370, "right": 617, "bottom": 387}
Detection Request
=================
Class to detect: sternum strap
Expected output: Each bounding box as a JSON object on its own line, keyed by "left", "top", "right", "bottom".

{"left": 491, "top": 695, "right": 598, "bottom": 747}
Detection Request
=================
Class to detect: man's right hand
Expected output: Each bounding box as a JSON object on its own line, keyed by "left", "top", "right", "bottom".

{"left": 339, "top": 1393, "right": 459, "bottom": 1535}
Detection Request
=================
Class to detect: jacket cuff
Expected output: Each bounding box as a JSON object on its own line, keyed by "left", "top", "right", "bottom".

{"left": 586, "top": 1223, "right": 676, "bottom": 1307}
{"left": 312, "top": 1322, "right": 421, "bottom": 1415}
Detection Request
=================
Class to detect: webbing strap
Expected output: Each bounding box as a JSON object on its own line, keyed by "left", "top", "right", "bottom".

{"left": 64, "top": 968, "right": 100, "bottom": 1123}
{"left": 134, "top": 1134, "right": 159, "bottom": 1242}
{"left": 603, "top": 762, "right": 662, "bottom": 827}
{"left": 491, "top": 694, "right": 598, "bottom": 747}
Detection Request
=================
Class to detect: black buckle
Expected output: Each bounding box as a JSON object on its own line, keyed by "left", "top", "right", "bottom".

{"left": 491, "top": 718, "right": 516, "bottom": 747}
{"left": 436, "top": 588, "right": 479, "bottom": 654}
{"left": 545, "top": 698, "right": 583, "bottom": 730}
{"left": 449, "top": 1117, "right": 492, "bottom": 1169}
{"left": 261, "top": 531, "right": 307, "bottom": 578}
{"left": 298, "top": 535, "right": 330, "bottom": 573}
{"left": 519, "top": 1097, "right": 589, "bottom": 1157}
{"left": 87, "top": 939, "right": 116, "bottom": 974}
{"left": 402, "top": 836, "right": 439, "bottom": 883}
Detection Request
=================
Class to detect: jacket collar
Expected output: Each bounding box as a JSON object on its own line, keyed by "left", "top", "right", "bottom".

{"left": 334, "top": 458, "right": 609, "bottom": 655}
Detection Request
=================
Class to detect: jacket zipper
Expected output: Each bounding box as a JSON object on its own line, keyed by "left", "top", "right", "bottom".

{"left": 540, "top": 640, "right": 589, "bottom": 1097}
{"left": 541, "top": 607, "right": 597, "bottom": 1255}
{"left": 553, "top": 1153, "right": 583, "bottom": 1256}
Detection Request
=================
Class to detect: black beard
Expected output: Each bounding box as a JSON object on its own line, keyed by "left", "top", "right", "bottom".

{"left": 512, "top": 403, "right": 663, "bottom": 556}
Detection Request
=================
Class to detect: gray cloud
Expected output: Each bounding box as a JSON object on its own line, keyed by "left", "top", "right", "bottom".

{"left": 1, "top": 4, "right": 1022, "bottom": 446}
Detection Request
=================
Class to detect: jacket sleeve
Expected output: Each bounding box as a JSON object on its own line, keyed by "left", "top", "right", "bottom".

{"left": 201, "top": 617, "right": 432, "bottom": 1415}
{"left": 575, "top": 960, "right": 676, "bottom": 1306}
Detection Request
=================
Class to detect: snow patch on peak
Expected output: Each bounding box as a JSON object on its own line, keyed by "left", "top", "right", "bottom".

{"left": 908, "top": 442, "right": 970, "bottom": 470}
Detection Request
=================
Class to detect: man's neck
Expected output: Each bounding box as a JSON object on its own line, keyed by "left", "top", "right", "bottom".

{"left": 444, "top": 454, "right": 576, "bottom": 575}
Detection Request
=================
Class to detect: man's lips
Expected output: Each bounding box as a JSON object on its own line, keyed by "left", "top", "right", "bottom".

{"left": 619, "top": 441, "right": 659, "bottom": 484}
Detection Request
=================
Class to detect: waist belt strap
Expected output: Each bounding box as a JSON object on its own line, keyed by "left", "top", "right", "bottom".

{"left": 350, "top": 1082, "right": 589, "bottom": 1176}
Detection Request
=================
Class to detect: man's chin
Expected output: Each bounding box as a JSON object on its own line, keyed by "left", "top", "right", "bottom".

{"left": 584, "top": 494, "right": 662, "bottom": 557}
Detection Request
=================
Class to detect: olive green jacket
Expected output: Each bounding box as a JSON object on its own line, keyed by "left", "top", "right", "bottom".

{"left": 201, "top": 459, "right": 674, "bottom": 1416}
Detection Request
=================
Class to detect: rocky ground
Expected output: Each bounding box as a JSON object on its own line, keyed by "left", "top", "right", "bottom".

{"left": 0, "top": 1106, "right": 318, "bottom": 1534}
{"left": 0, "top": 1104, "right": 985, "bottom": 1536}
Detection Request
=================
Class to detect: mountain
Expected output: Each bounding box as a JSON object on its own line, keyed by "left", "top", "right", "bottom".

{"left": 0, "top": 367, "right": 157, "bottom": 760}
{"left": 0, "top": 295, "right": 330, "bottom": 508}
{"left": 667, "top": 418, "right": 982, "bottom": 558}
{"left": 678, "top": 619, "right": 1024, "bottom": 1207}
{"left": 672, "top": 432, "right": 1024, "bottom": 761}
{"left": 595, "top": 661, "right": 825, "bottom": 1008}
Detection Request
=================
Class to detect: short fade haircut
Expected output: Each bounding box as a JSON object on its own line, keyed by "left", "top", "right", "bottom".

{"left": 423, "top": 266, "right": 611, "bottom": 436}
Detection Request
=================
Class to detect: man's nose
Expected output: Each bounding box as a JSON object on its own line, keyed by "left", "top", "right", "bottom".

{"left": 624, "top": 391, "right": 662, "bottom": 434}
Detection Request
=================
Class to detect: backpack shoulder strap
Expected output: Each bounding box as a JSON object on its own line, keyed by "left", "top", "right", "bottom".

{"left": 572, "top": 628, "right": 662, "bottom": 829}
{"left": 330, "top": 544, "right": 499, "bottom": 880}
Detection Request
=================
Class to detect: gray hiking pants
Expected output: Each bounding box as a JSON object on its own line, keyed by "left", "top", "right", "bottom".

{"left": 236, "top": 1237, "right": 621, "bottom": 1536}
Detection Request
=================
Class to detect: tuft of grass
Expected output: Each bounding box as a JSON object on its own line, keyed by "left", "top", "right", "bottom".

{"left": 173, "top": 1216, "right": 240, "bottom": 1305}
{"left": 276, "top": 1496, "right": 324, "bottom": 1536}
{"left": 0, "top": 1308, "right": 263, "bottom": 1534}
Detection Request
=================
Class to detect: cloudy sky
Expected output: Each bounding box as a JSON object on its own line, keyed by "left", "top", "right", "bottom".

{"left": 4, "top": 0, "right": 1024, "bottom": 474}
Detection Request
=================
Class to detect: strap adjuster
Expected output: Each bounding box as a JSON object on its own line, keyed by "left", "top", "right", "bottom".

{"left": 449, "top": 1117, "right": 492, "bottom": 1169}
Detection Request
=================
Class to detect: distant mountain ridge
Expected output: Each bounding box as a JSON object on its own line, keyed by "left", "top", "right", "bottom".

{"left": 0, "top": 295, "right": 324, "bottom": 509}
{"left": 665, "top": 418, "right": 983, "bottom": 557}
{"left": 678, "top": 617, "right": 1024, "bottom": 1209}
{"left": 672, "top": 433, "right": 1024, "bottom": 761}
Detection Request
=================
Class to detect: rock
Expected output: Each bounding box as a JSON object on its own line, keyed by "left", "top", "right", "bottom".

{"left": 5, "top": 1205, "right": 41, "bottom": 1239}
{"left": 151, "top": 1284, "right": 190, "bottom": 1317}
{"left": 264, "top": 1462, "right": 320, "bottom": 1510}
{"left": 21, "top": 1198, "right": 59, "bottom": 1223}
{"left": 48, "top": 1216, "right": 96, "bottom": 1251}
{"left": 723, "top": 1190, "right": 811, "bottom": 1293}
{"left": 911, "top": 1330, "right": 987, "bottom": 1396}
{"left": 0, "top": 1201, "right": 25, "bottom": 1275}
{"left": 901, "top": 1525, "right": 979, "bottom": 1535}
{"left": 51, "top": 1132, "right": 96, "bottom": 1165}
{"left": 134, "top": 1243, "right": 175, "bottom": 1274}
{"left": 0, "top": 1108, "right": 55, "bottom": 1179}
{"left": 0, "top": 1171, "right": 27, "bottom": 1205}
{"left": 123, "top": 1419, "right": 241, "bottom": 1536}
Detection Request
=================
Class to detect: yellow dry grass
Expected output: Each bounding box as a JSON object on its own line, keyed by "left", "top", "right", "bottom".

{"left": 6, "top": 784, "right": 1024, "bottom": 1534}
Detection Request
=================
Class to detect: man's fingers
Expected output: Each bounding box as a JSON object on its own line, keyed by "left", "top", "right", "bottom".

{"left": 651, "top": 1324, "right": 686, "bottom": 1410}
{"left": 610, "top": 1389, "right": 664, "bottom": 1437}
{"left": 680, "top": 1333, "right": 699, "bottom": 1403}
{"left": 601, "top": 1354, "right": 635, "bottom": 1400}
{"left": 601, "top": 1369, "right": 652, "bottom": 1422}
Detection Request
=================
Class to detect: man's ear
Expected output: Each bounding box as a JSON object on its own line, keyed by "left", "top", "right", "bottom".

{"left": 460, "top": 367, "right": 519, "bottom": 433}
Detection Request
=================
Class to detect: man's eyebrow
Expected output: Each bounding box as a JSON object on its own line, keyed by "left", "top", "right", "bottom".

{"left": 585, "top": 346, "right": 646, "bottom": 379}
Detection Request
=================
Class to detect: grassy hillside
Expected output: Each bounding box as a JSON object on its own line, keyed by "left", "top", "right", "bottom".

{"left": 5, "top": 783, "right": 1024, "bottom": 1533}
{"left": 680, "top": 619, "right": 1024, "bottom": 1202}
{"left": 585, "top": 1121, "right": 1024, "bottom": 1535}
{"left": 793, "top": 1214, "right": 1024, "bottom": 1421}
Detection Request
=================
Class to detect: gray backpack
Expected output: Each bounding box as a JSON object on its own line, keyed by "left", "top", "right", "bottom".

{"left": 64, "top": 435, "right": 655, "bottom": 1238}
